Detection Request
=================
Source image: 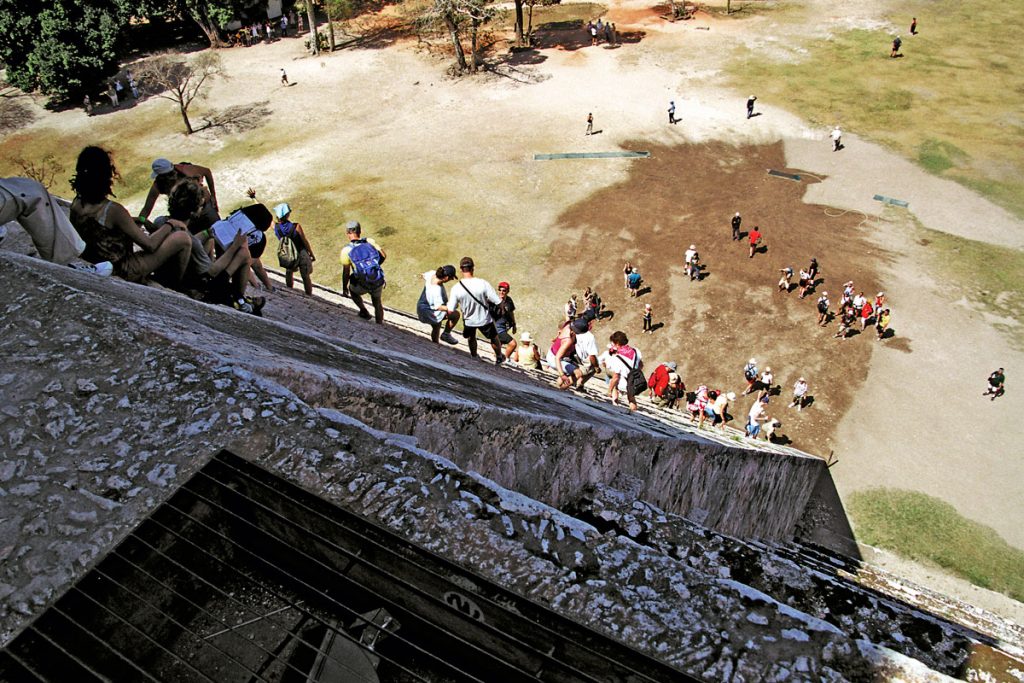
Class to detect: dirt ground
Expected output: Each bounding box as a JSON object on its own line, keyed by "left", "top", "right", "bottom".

{"left": 553, "top": 140, "right": 877, "bottom": 457}
{"left": 4, "top": 0, "right": 1022, "bottom": 618}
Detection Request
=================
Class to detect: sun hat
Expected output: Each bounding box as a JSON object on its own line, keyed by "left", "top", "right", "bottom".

{"left": 645, "top": 303, "right": 651, "bottom": 309}
{"left": 273, "top": 203, "right": 291, "bottom": 220}
{"left": 689, "top": 244, "right": 696, "bottom": 250}
{"left": 520, "top": 331, "right": 532, "bottom": 343}
{"left": 440, "top": 264, "right": 457, "bottom": 280}
{"left": 726, "top": 392, "right": 737, "bottom": 401}
{"left": 765, "top": 366, "right": 771, "bottom": 372}
{"left": 749, "top": 358, "right": 756, "bottom": 364}
{"left": 150, "top": 158, "right": 174, "bottom": 178}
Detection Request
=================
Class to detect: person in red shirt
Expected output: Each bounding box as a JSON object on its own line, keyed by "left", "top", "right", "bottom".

{"left": 647, "top": 361, "right": 676, "bottom": 399}
{"left": 748, "top": 226, "right": 762, "bottom": 258}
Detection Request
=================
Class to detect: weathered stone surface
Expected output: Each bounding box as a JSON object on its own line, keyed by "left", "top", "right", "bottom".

{"left": 0, "top": 251, "right": 1018, "bottom": 681}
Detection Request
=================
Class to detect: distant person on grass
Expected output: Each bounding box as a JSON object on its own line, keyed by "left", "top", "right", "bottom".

{"left": 341, "top": 220, "right": 387, "bottom": 324}
{"left": 789, "top": 377, "right": 809, "bottom": 411}
{"left": 910, "top": 17, "right": 917, "bottom": 35}
{"left": 731, "top": 211, "right": 741, "bottom": 240}
{"left": 983, "top": 368, "right": 1005, "bottom": 400}
{"left": 586, "top": 112, "right": 594, "bottom": 135}
{"left": 448, "top": 256, "right": 503, "bottom": 363}
{"left": 417, "top": 264, "right": 460, "bottom": 344}
{"left": 746, "top": 95, "right": 757, "bottom": 119}
{"left": 642, "top": 303, "right": 653, "bottom": 334}
{"left": 273, "top": 202, "right": 315, "bottom": 295}
{"left": 816, "top": 292, "right": 830, "bottom": 326}
{"left": 891, "top": 35, "right": 902, "bottom": 58}
{"left": 668, "top": 100, "right": 678, "bottom": 125}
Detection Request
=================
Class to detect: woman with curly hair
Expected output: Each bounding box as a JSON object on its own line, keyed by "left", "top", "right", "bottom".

{"left": 70, "top": 146, "right": 191, "bottom": 288}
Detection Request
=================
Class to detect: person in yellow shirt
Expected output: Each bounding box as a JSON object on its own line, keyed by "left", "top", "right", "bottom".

{"left": 340, "top": 220, "right": 387, "bottom": 324}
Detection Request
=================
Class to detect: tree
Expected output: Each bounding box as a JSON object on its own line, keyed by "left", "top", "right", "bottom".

{"left": 419, "top": 0, "right": 494, "bottom": 74}
{"left": 305, "top": 0, "right": 319, "bottom": 55}
{"left": 0, "top": 0, "right": 134, "bottom": 103}
{"left": 135, "top": 52, "right": 224, "bottom": 134}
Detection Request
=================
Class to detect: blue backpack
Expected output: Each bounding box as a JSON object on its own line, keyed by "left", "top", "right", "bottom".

{"left": 348, "top": 239, "right": 384, "bottom": 287}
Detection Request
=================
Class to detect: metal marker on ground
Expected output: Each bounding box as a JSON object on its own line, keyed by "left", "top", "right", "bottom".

{"left": 534, "top": 152, "right": 651, "bottom": 160}
{"left": 873, "top": 194, "right": 909, "bottom": 208}
{"left": 767, "top": 169, "right": 802, "bottom": 181}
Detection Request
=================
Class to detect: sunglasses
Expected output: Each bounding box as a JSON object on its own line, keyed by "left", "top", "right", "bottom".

{"left": 498, "top": 288, "right": 509, "bottom": 292}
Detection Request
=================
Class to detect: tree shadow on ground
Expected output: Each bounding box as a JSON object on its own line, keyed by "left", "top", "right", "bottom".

{"left": 486, "top": 51, "right": 551, "bottom": 85}
{"left": 531, "top": 24, "right": 645, "bottom": 52}
{"left": 0, "top": 98, "right": 36, "bottom": 134}
{"left": 332, "top": 18, "right": 409, "bottom": 51}
{"left": 197, "top": 101, "right": 272, "bottom": 135}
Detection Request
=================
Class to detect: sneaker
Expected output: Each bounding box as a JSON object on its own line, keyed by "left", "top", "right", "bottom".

{"left": 495, "top": 355, "right": 505, "bottom": 366}
{"left": 233, "top": 298, "right": 254, "bottom": 314}
{"left": 70, "top": 261, "right": 114, "bottom": 277}
{"left": 439, "top": 332, "right": 459, "bottom": 345}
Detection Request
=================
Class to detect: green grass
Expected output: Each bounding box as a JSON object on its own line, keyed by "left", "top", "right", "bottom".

{"left": 915, "top": 222, "right": 1024, "bottom": 344}
{"left": 848, "top": 489, "right": 1024, "bottom": 602}
{"left": 725, "top": 0, "right": 1024, "bottom": 218}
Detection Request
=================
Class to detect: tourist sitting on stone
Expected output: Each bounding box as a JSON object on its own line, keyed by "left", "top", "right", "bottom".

{"left": 0, "top": 176, "right": 85, "bottom": 265}
{"left": 69, "top": 146, "right": 192, "bottom": 288}
{"left": 158, "top": 180, "right": 254, "bottom": 309}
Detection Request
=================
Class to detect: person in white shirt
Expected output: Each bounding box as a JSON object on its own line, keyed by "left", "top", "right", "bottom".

{"left": 790, "top": 377, "right": 809, "bottom": 411}
{"left": 446, "top": 256, "right": 503, "bottom": 363}
{"left": 607, "top": 330, "right": 643, "bottom": 411}
{"left": 831, "top": 126, "right": 842, "bottom": 151}
{"left": 684, "top": 244, "right": 697, "bottom": 280}
{"left": 572, "top": 314, "right": 600, "bottom": 388}
{"left": 416, "top": 264, "right": 460, "bottom": 344}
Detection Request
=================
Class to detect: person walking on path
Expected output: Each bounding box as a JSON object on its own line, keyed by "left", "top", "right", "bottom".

{"left": 742, "top": 358, "right": 758, "bottom": 395}
{"left": 642, "top": 303, "right": 653, "bottom": 334}
{"left": 668, "top": 101, "right": 678, "bottom": 124}
{"left": 565, "top": 294, "right": 578, "bottom": 322}
{"left": 710, "top": 390, "right": 735, "bottom": 431}
{"left": 789, "top": 377, "right": 809, "bottom": 411}
{"left": 586, "top": 112, "right": 594, "bottom": 135}
{"left": 748, "top": 225, "right": 762, "bottom": 258}
{"left": 831, "top": 126, "right": 842, "bottom": 151}
{"left": 107, "top": 83, "right": 119, "bottom": 108}
{"left": 731, "top": 211, "right": 741, "bottom": 240}
{"left": 589, "top": 21, "right": 598, "bottom": 46}
{"left": 604, "top": 21, "right": 613, "bottom": 44}
{"left": 859, "top": 297, "right": 874, "bottom": 330}
{"left": 627, "top": 267, "right": 642, "bottom": 297}
{"left": 684, "top": 244, "right": 698, "bottom": 280}
{"left": 341, "top": 220, "right": 387, "bottom": 324}
{"left": 984, "top": 368, "right": 1005, "bottom": 400}
{"left": 448, "top": 256, "right": 504, "bottom": 363}
{"left": 778, "top": 266, "right": 793, "bottom": 292}
{"left": 83, "top": 95, "right": 92, "bottom": 115}
{"left": 607, "top": 330, "right": 643, "bottom": 411}
{"left": 747, "top": 400, "right": 767, "bottom": 439}
{"left": 746, "top": 95, "right": 757, "bottom": 119}
{"left": 875, "top": 308, "right": 891, "bottom": 340}
{"left": 910, "top": 17, "right": 917, "bottom": 34}
{"left": 273, "top": 202, "right": 316, "bottom": 295}
{"left": 281, "top": 68, "right": 289, "bottom": 85}
{"left": 493, "top": 281, "right": 518, "bottom": 359}
{"left": 816, "top": 291, "right": 830, "bottom": 326}
{"left": 417, "top": 264, "right": 461, "bottom": 344}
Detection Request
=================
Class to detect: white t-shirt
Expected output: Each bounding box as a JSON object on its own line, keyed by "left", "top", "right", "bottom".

{"left": 609, "top": 347, "right": 643, "bottom": 391}
{"left": 575, "top": 331, "right": 599, "bottom": 364}
{"left": 684, "top": 248, "right": 697, "bottom": 264}
{"left": 421, "top": 271, "right": 446, "bottom": 323}
{"left": 748, "top": 401, "right": 765, "bottom": 422}
{"left": 793, "top": 381, "right": 808, "bottom": 397}
{"left": 449, "top": 277, "right": 500, "bottom": 327}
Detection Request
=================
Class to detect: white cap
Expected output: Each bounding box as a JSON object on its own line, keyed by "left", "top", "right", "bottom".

{"left": 749, "top": 358, "right": 756, "bottom": 364}
{"left": 726, "top": 392, "right": 737, "bottom": 401}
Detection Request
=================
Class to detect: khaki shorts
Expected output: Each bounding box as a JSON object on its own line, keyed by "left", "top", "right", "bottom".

{"left": 117, "top": 251, "right": 150, "bottom": 283}
{"left": 288, "top": 249, "right": 312, "bottom": 278}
